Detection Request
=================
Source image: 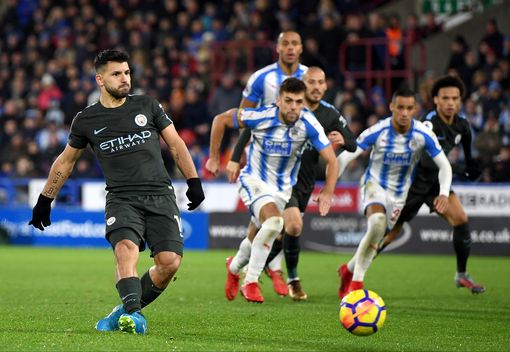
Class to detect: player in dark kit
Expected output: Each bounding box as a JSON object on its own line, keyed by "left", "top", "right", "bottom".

{"left": 369, "top": 75, "right": 485, "bottom": 294}
{"left": 28, "top": 49, "right": 205, "bottom": 334}
{"left": 227, "top": 67, "right": 356, "bottom": 300}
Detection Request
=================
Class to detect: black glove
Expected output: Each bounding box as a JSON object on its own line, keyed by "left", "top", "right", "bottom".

{"left": 464, "top": 163, "right": 482, "bottom": 181}
{"left": 185, "top": 178, "right": 205, "bottom": 210}
{"left": 28, "top": 194, "right": 53, "bottom": 231}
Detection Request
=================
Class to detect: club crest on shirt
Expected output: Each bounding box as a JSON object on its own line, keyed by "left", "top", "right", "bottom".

{"left": 135, "top": 114, "right": 147, "bottom": 127}
{"left": 106, "top": 217, "right": 116, "bottom": 226}
{"left": 454, "top": 134, "right": 461, "bottom": 144}
{"left": 289, "top": 126, "right": 305, "bottom": 139}
{"left": 423, "top": 121, "right": 433, "bottom": 130}
{"left": 408, "top": 138, "right": 419, "bottom": 151}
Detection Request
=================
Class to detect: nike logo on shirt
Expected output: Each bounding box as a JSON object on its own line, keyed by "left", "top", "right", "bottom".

{"left": 94, "top": 127, "right": 107, "bottom": 135}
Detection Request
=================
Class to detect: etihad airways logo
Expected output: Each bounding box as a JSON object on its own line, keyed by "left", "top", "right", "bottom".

{"left": 100, "top": 130, "right": 152, "bottom": 153}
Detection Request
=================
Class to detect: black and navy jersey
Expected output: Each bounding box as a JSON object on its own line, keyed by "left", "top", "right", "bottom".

{"left": 68, "top": 95, "right": 173, "bottom": 194}
{"left": 410, "top": 110, "right": 472, "bottom": 195}
{"left": 293, "top": 100, "right": 356, "bottom": 194}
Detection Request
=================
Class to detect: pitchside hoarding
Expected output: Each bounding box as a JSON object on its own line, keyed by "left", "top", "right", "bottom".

{"left": 207, "top": 183, "right": 510, "bottom": 256}
{"left": 1, "top": 208, "right": 208, "bottom": 249}
{"left": 4, "top": 181, "right": 509, "bottom": 255}
{"left": 208, "top": 212, "right": 510, "bottom": 256}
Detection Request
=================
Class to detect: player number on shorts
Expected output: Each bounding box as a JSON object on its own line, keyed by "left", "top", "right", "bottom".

{"left": 174, "top": 215, "right": 183, "bottom": 238}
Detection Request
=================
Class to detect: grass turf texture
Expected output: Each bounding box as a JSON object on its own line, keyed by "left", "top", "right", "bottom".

{"left": 0, "top": 247, "right": 509, "bottom": 351}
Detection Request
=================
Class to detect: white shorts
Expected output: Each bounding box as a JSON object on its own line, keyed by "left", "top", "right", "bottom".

{"left": 238, "top": 174, "right": 290, "bottom": 227}
{"left": 360, "top": 180, "right": 407, "bottom": 230}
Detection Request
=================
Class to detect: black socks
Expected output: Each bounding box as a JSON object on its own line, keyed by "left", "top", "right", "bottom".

{"left": 140, "top": 271, "right": 164, "bottom": 308}
{"left": 453, "top": 223, "right": 472, "bottom": 273}
{"left": 284, "top": 234, "right": 300, "bottom": 279}
{"left": 116, "top": 277, "right": 142, "bottom": 314}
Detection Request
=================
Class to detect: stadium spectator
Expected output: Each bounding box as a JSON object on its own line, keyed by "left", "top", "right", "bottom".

{"left": 490, "top": 145, "right": 510, "bottom": 181}
{"left": 447, "top": 35, "right": 469, "bottom": 71}
{"left": 462, "top": 97, "right": 484, "bottom": 135}
{"left": 181, "top": 86, "right": 211, "bottom": 147}
{"left": 208, "top": 73, "right": 243, "bottom": 117}
{"left": 367, "top": 12, "right": 388, "bottom": 70}
{"left": 421, "top": 11, "right": 442, "bottom": 38}
{"left": 36, "top": 73, "right": 62, "bottom": 112}
{"left": 503, "top": 36, "right": 510, "bottom": 62}
{"left": 301, "top": 37, "right": 329, "bottom": 72}
{"left": 475, "top": 111, "right": 502, "bottom": 166}
{"left": 404, "top": 12, "right": 423, "bottom": 45}
{"left": 0, "top": 0, "right": 508, "bottom": 183}
{"left": 482, "top": 18, "right": 504, "bottom": 58}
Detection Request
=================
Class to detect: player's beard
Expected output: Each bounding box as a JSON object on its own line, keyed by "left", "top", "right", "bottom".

{"left": 105, "top": 83, "right": 130, "bottom": 99}
{"left": 282, "top": 111, "right": 299, "bottom": 124}
{"left": 306, "top": 90, "right": 322, "bottom": 104}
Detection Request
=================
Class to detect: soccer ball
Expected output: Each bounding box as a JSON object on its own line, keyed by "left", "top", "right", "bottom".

{"left": 339, "top": 289, "right": 387, "bottom": 336}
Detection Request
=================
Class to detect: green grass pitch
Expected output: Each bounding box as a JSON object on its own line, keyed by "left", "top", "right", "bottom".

{"left": 0, "top": 246, "right": 509, "bottom": 351}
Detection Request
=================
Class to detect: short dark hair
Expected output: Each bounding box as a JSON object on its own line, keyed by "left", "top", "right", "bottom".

{"left": 391, "top": 86, "right": 416, "bottom": 101}
{"left": 279, "top": 77, "right": 306, "bottom": 95}
{"left": 431, "top": 75, "right": 465, "bottom": 98}
{"left": 94, "top": 49, "right": 130, "bottom": 72}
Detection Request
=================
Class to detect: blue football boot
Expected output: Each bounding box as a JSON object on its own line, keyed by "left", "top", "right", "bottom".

{"left": 118, "top": 311, "right": 147, "bottom": 335}
{"left": 95, "top": 304, "right": 126, "bottom": 331}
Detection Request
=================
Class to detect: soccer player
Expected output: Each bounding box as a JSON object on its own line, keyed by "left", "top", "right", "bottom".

{"left": 240, "top": 31, "right": 308, "bottom": 109}
{"left": 205, "top": 78, "right": 339, "bottom": 302}
{"left": 236, "top": 30, "right": 308, "bottom": 295}
{"left": 336, "top": 87, "right": 453, "bottom": 298}
{"left": 227, "top": 67, "right": 356, "bottom": 300}
{"left": 28, "top": 49, "right": 205, "bottom": 334}
{"left": 375, "top": 76, "right": 485, "bottom": 294}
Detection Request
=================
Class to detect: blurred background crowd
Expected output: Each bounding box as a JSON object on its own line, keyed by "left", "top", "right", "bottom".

{"left": 0, "top": 0, "right": 509, "bottom": 184}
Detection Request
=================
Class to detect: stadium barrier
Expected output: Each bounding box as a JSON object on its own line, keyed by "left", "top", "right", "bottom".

{"left": 0, "top": 179, "right": 509, "bottom": 255}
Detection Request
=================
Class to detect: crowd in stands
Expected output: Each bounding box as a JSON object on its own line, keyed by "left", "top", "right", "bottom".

{"left": 0, "top": 0, "right": 509, "bottom": 186}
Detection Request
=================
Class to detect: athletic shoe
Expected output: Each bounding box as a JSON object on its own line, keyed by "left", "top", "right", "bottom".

{"left": 347, "top": 281, "right": 364, "bottom": 295}
{"left": 455, "top": 274, "right": 486, "bottom": 294}
{"left": 240, "top": 282, "right": 264, "bottom": 303}
{"left": 225, "top": 256, "right": 240, "bottom": 301}
{"left": 288, "top": 279, "right": 307, "bottom": 301}
{"left": 338, "top": 264, "right": 353, "bottom": 299}
{"left": 95, "top": 304, "right": 125, "bottom": 331}
{"left": 265, "top": 268, "right": 288, "bottom": 296}
{"left": 118, "top": 311, "right": 147, "bottom": 335}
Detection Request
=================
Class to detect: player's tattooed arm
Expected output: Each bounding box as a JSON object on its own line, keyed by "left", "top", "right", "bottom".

{"left": 41, "top": 145, "right": 83, "bottom": 199}
{"left": 42, "top": 171, "right": 65, "bottom": 198}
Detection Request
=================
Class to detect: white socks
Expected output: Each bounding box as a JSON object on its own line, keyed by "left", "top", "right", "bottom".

{"left": 352, "top": 213, "right": 387, "bottom": 282}
{"left": 244, "top": 216, "right": 284, "bottom": 284}
{"left": 229, "top": 238, "right": 252, "bottom": 275}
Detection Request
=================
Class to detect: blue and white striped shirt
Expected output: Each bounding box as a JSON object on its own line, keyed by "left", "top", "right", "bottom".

{"left": 242, "top": 62, "right": 308, "bottom": 106}
{"left": 234, "top": 105, "right": 330, "bottom": 192}
{"left": 357, "top": 117, "right": 443, "bottom": 197}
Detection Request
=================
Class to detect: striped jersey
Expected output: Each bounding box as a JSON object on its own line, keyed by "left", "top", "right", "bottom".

{"left": 233, "top": 105, "right": 330, "bottom": 192}
{"left": 357, "top": 117, "right": 443, "bottom": 197}
{"left": 242, "top": 62, "right": 308, "bottom": 106}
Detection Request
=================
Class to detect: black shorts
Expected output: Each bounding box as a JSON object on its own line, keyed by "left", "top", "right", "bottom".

{"left": 104, "top": 191, "right": 183, "bottom": 257}
{"left": 396, "top": 184, "right": 453, "bottom": 226}
{"left": 285, "top": 188, "right": 312, "bottom": 213}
